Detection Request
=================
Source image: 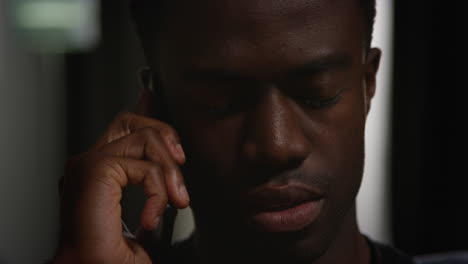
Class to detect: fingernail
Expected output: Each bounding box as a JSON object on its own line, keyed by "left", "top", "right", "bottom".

{"left": 176, "top": 143, "right": 186, "bottom": 162}
{"left": 179, "top": 185, "right": 190, "bottom": 203}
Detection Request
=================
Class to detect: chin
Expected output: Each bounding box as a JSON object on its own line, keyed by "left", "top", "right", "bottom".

{"left": 232, "top": 212, "right": 335, "bottom": 263}
{"left": 238, "top": 226, "right": 334, "bottom": 264}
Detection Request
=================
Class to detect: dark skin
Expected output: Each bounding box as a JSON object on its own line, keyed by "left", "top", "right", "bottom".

{"left": 53, "top": 0, "right": 381, "bottom": 263}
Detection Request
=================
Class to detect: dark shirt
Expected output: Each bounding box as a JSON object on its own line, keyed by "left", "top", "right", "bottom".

{"left": 156, "top": 235, "right": 416, "bottom": 264}
{"left": 367, "top": 237, "right": 414, "bottom": 264}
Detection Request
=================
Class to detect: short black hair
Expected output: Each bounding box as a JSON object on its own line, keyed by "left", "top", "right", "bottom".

{"left": 130, "top": 0, "right": 376, "bottom": 52}
{"left": 360, "top": 0, "right": 377, "bottom": 50}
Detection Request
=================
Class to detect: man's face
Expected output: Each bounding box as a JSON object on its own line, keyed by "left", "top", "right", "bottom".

{"left": 148, "top": 0, "right": 379, "bottom": 261}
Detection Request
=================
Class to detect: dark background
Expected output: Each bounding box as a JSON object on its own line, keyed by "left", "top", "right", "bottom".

{"left": 65, "top": 0, "right": 468, "bottom": 255}
{"left": 392, "top": 1, "right": 467, "bottom": 255}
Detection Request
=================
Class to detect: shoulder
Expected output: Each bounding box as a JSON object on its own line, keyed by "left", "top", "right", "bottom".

{"left": 367, "top": 237, "right": 468, "bottom": 264}
{"left": 414, "top": 252, "right": 468, "bottom": 264}
{"left": 367, "top": 237, "right": 414, "bottom": 264}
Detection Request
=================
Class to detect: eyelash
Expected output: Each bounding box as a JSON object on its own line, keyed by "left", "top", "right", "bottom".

{"left": 299, "top": 89, "right": 344, "bottom": 109}
{"left": 203, "top": 88, "right": 344, "bottom": 118}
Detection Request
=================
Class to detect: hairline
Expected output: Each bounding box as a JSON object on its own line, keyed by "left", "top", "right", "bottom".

{"left": 131, "top": 0, "right": 376, "bottom": 61}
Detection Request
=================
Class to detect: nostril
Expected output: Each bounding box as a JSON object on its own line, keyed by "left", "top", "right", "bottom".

{"left": 241, "top": 139, "right": 309, "bottom": 171}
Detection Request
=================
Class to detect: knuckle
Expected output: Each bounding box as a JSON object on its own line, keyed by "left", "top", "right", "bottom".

{"left": 139, "top": 126, "right": 156, "bottom": 136}
{"left": 162, "top": 125, "right": 177, "bottom": 137}
{"left": 147, "top": 163, "right": 163, "bottom": 177}
{"left": 116, "top": 110, "right": 134, "bottom": 121}
{"left": 154, "top": 191, "right": 169, "bottom": 205}
{"left": 164, "top": 164, "right": 179, "bottom": 175}
{"left": 116, "top": 111, "right": 180, "bottom": 143}
{"left": 146, "top": 165, "right": 169, "bottom": 198}
{"left": 87, "top": 159, "right": 126, "bottom": 189}
{"left": 162, "top": 126, "right": 180, "bottom": 142}
{"left": 139, "top": 127, "right": 162, "bottom": 142}
{"left": 66, "top": 153, "right": 122, "bottom": 181}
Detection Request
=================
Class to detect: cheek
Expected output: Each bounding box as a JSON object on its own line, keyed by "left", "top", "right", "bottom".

{"left": 299, "top": 78, "right": 366, "bottom": 199}
{"left": 322, "top": 85, "right": 367, "bottom": 203}
{"left": 176, "top": 117, "right": 250, "bottom": 213}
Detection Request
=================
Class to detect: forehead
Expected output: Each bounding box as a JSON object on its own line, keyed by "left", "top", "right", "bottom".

{"left": 157, "top": 0, "right": 364, "bottom": 75}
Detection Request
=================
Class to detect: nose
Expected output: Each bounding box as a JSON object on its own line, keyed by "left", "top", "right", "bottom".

{"left": 242, "top": 87, "right": 310, "bottom": 171}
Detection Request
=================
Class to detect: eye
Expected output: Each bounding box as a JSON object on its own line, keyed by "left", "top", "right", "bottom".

{"left": 299, "top": 88, "right": 344, "bottom": 109}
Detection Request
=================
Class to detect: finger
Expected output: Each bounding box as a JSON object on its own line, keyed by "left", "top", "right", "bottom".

{"left": 93, "top": 111, "right": 186, "bottom": 164}
{"left": 113, "top": 159, "right": 169, "bottom": 231}
{"left": 98, "top": 128, "right": 190, "bottom": 209}
{"left": 61, "top": 155, "right": 169, "bottom": 248}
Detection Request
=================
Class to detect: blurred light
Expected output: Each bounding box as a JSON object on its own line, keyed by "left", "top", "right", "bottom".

{"left": 17, "top": 2, "right": 85, "bottom": 29}
{"left": 357, "top": 0, "right": 394, "bottom": 244}
{"left": 13, "top": 0, "right": 100, "bottom": 53}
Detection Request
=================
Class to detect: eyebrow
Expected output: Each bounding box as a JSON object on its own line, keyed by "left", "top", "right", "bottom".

{"left": 183, "top": 53, "right": 353, "bottom": 83}
{"left": 287, "top": 53, "right": 353, "bottom": 78}
{"left": 184, "top": 67, "right": 252, "bottom": 83}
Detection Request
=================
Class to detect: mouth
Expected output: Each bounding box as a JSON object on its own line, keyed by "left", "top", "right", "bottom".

{"left": 244, "top": 184, "right": 325, "bottom": 233}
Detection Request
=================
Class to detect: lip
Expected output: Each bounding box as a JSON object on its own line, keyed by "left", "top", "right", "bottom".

{"left": 244, "top": 184, "right": 325, "bottom": 232}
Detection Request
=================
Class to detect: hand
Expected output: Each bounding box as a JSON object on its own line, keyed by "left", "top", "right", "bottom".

{"left": 54, "top": 90, "right": 189, "bottom": 264}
